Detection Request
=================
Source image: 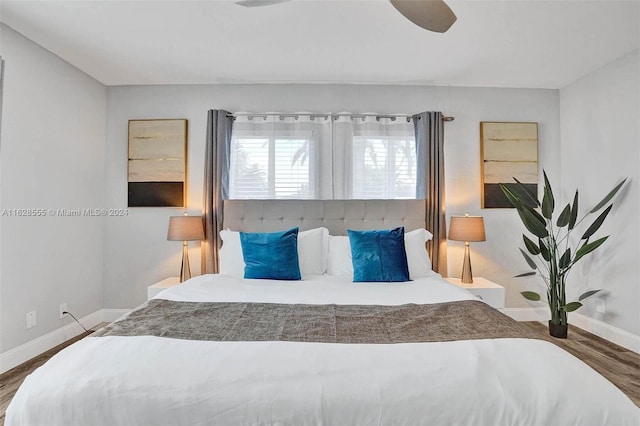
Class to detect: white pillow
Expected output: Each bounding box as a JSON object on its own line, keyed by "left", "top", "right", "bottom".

{"left": 327, "top": 235, "right": 353, "bottom": 276}
{"left": 326, "top": 228, "right": 435, "bottom": 279}
{"left": 297, "top": 227, "right": 330, "bottom": 275}
{"left": 219, "top": 229, "right": 245, "bottom": 278}
{"left": 219, "top": 227, "right": 329, "bottom": 277}
{"left": 404, "top": 228, "right": 435, "bottom": 278}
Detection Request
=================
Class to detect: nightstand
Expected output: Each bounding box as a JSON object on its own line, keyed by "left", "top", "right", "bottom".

{"left": 445, "top": 277, "right": 505, "bottom": 309}
{"left": 147, "top": 277, "right": 180, "bottom": 300}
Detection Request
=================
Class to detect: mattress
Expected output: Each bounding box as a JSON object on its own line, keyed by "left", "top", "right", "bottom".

{"left": 6, "top": 274, "right": 640, "bottom": 425}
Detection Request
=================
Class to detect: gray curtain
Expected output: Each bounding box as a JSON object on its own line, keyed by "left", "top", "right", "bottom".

{"left": 414, "top": 111, "right": 447, "bottom": 275}
{"left": 201, "top": 110, "right": 233, "bottom": 274}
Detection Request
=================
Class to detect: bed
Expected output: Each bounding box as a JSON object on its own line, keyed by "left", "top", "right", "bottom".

{"left": 6, "top": 200, "right": 640, "bottom": 425}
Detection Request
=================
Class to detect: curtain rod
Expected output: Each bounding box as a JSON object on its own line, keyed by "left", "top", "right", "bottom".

{"left": 226, "top": 112, "right": 454, "bottom": 122}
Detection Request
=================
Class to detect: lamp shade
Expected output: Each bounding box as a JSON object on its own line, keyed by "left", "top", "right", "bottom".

{"left": 448, "top": 215, "right": 486, "bottom": 242}
{"left": 167, "top": 216, "right": 205, "bottom": 241}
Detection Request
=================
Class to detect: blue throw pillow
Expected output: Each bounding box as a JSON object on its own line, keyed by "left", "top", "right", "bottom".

{"left": 347, "top": 227, "right": 410, "bottom": 282}
{"left": 240, "top": 228, "right": 301, "bottom": 280}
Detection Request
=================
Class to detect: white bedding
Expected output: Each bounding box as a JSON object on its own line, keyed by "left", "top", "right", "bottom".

{"left": 159, "top": 272, "right": 474, "bottom": 305}
{"left": 7, "top": 274, "right": 640, "bottom": 426}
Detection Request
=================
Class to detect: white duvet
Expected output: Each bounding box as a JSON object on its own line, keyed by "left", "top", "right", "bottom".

{"left": 7, "top": 274, "right": 640, "bottom": 425}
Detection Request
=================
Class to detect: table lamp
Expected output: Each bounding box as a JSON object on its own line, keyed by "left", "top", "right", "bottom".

{"left": 448, "top": 214, "right": 486, "bottom": 284}
{"left": 167, "top": 214, "right": 205, "bottom": 282}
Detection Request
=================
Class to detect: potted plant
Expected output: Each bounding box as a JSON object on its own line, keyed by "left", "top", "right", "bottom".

{"left": 500, "top": 172, "right": 626, "bottom": 338}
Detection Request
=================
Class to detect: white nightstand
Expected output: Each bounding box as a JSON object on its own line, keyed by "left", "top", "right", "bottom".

{"left": 147, "top": 277, "right": 181, "bottom": 300}
{"left": 445, "top": 277, "right": 505, "bottom": 309}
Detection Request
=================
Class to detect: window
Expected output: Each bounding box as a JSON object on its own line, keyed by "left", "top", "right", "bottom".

{"left": 228, "top": 115, "right": 417, "bottom": 200}
{"left": 230, "top": 135, "right": 315, "bottom": 199}
{"left": 351, "top": 136, "right": 416, "bottom": 199}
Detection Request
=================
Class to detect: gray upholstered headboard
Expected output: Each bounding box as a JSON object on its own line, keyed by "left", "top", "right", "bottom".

{"left": 223, "top": 200, "right": 426, "bottom": 235}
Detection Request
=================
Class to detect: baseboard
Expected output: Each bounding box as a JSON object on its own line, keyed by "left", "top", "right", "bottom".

{"left": 501, "top": 307, "right": 549, "bottom": 322}
{"left": 0, "top": 310, "right": 103, "bottom": 374}
{"left": 101, "top": 308, "right": 131, "bottom": 323}
{"left": 0, "top": 308, "right": 132, "bottom": 375}
{"left": 502, "top": 307, "right": 640, "bottom": 354}
{"left": 571, "top": 312, "right": 640, "bottom": 354}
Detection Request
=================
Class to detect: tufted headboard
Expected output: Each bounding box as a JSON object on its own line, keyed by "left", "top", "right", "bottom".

{"left": 223, "top": 200, "right": 426, "bottom": 235}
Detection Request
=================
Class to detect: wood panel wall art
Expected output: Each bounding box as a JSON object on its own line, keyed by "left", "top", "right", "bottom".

{"left": 128, "top": 119, "right": 188, "bottom": 207}
{"left": 480, "top": 122, "right": 538, "bottom": 208}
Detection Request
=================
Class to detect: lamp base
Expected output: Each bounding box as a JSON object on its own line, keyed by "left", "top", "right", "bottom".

{"left": 460, "top": 241, "right": 473, "bottom": 284}
{"left": 180, "top": 241, "right": 191, "bottom": 283}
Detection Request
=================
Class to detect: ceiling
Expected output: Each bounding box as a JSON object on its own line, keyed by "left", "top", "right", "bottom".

{"left": 1, "top": 0, "right": 638, "bottom": 88}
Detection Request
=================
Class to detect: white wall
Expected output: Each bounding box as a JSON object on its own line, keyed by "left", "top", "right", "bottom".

{"left": 105, "top": 84, "right": 560, "bottom": 309}
{"left": 559, "top": 50, "right": 640, "bottom": 336}
{"left": 0, "top": 25, "right": 106, "bottom": 354}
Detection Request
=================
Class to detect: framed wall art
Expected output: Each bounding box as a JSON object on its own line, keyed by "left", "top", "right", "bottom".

{"left": 128, "top": 119, "right": 188, "bottom": 207}
{"left": 480, "top": 121, "right": 538, "bottom": 208}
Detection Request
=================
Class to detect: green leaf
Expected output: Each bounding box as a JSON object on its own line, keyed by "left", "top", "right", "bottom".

{"left": 574, "top": 236, "right": 608, "bottom": 263}
{"left": 582, "top": 204, "right": 612, "bottom": 240}
{"left": 513, "top": 177, "right": 541, "bottom": 208}
{"left": 579, "top": 289, "right": 601, "bottom": 301}
{"left": 521, "top": 291, "right": 541, "bottom": 301}
{"left": 590, "top": 179, "right": 627, "bottom": 213}
{"left": 520, "top": 248, "right": 538, "bottom": 270}
{"left": 559, "top": 248, "right": 572, "bottom": 269}
{"left": 539, "top": 238, "right": 551, "bottom": 261}
{"left": 515, "top": 271, "right": 537, "bottom": 277}
{"left": 542, "top": 192, "right": 553, "bottom": 219}
{"left": 562, "top": 302, "right": 583, "bottom": 312}
{"left": 517, "top": 206, "right": 549, "bottom": 238}
{"left": 541, "top": 171, "right": 555, "bottom": 219}
{"left": 569, "top": 190, "right": 579, "bottom": 230}
{"left": 499, "top": 184, "right": 522, "bottom": 208}
{"left": 556, "top": 204, "right": 571, "bottom": 227}
{"left": 523, "top": 235, "right": 540, "bottom": 255}
{"left": 527, "top": 205, "right": 547, "bottom": 226}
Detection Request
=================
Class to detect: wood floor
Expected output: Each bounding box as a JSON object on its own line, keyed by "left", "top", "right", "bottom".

{"left": 1, "top": 322, "right": 638, "bottom": 425}
{"left": 520, "top": 322, "right": 640, "bottom": 407}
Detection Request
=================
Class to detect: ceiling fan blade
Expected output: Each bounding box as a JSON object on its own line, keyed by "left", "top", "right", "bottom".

{"left": 235, "top": 0, "right": 291, "bottom": 7}
{"left": 390, "top": 0, "right": 457, "bottom": 33}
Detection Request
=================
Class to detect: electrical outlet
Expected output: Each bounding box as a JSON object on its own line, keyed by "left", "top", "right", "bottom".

{"left": 595, "top": 298, "right": 606, "bottom": 314}
{"left": 26, "top": 311, "right": 36, "bottom": 329}
{"left": 59, "top": 303, "right": 68, "bottom": 319}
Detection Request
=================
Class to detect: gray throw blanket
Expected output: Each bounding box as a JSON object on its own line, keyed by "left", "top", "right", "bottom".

{"left": 94, "top": 299, "right": 538, "bottom": 343}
